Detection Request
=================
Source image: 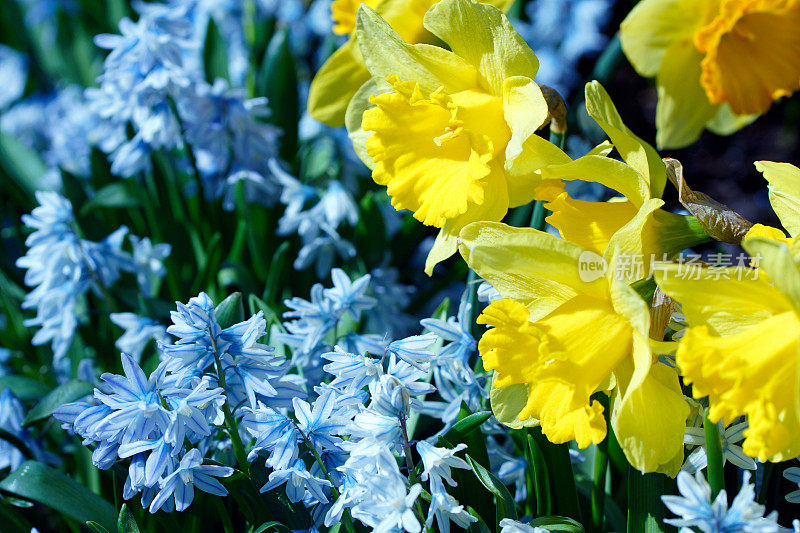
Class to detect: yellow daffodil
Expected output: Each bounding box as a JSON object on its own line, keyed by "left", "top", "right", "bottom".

{"left": 537, "top": 82, "right": 709, "bottom": 259}
{"left": 619, "top": 0, "right": 800, "bottom": 149}
{"left": 655, "top": 236, "right": 800, "bottom": 462}
{"left": 347, "top": 0, "right": 572, "bottom": 274}
{"left": 459, "top": 221, "right": 689, "bottom": 474}
{"left": 307, "top": 0, "right": 511, "bottom": 125}
{"left": 744, "top": 161, "right": 800, "bottom": 246}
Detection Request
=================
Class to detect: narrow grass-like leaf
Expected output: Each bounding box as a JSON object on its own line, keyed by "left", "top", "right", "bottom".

{"left": 23, "top": 380, "right": 93, "bottom": 426}
{"left": 260, "top": 28, "right": 298, "bottom": 161}
{"left": 203, "top": 18, "right": 229, "bottom": 82}
{"left": 81, "top": 183, "right": 141, "bottom": 215}
{"left": 465, "top": 454, "right": 518, "bottom": 524}
{"left": 0, "top": 133, "right": 48, "bottom": 199}
{"left": 117, "top": 504, "right": 140, "bottom": 533}
{"left": 0, "top": 376, "right": 51, "bottom": 401}
{"left": 529, "top": 516, "right": 585, "bottom": 532}
{"left": 253, "top": 521, "right": 292, "bottom": 533}
{"left": 0, "top": 461, "right": 116, "bottom": 532}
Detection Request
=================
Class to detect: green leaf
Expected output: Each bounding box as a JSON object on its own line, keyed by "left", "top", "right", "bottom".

{"left": 444, "top": 411, "right": 492, "bottom": 442}
{"left": 465, "top": 455, "right": 518, "bottom": 524}
{"left": 117, "top": 504, "right": 140, "bottom": 533}
{"left": 437, "top": 405, "right": 494, "bottom": 526}
{"left": 0, "top": 132, "right": 49, "bottom": 198}
{"left": 0, "top": 461, "right": 116, "bottom": 532}
{"left": 627, "top": 468, "right": 672, "bottom": 533}
{"left": 253, "top": 521, "right": 292, "bottom": 533}
{"left": 203, "top": 18, "right": 229, "bottom": 82}
{"left": 87, "top": 522, "right": 112, "bottom": 533}
{"left": 216, "top": 292, "right": 245, "bottom": 329}
{"left": 23, "top": 380, "right": 93, "bottom": 426}
{"left": 0, "top": 376, "right": 51, "bottom": 401}
{"left": 300, "top": 137, "right": 336, "bottom": 182}
{"left": 526, "top": 432, "right": 551, "bottom": 516}
{"left": 0, "top": 498, "right": 33, "bottom": 533}
{"left": 529, "top": 516, "right": 585, "bottom": 532}
{"left": 249, "top": 294, "right": 282, "bottom": 329}
{"left": 631, "top": 277, "right": 657, "bottom": 306}
{"left": 263, "top": 241, "right": 290, "bottom": 305}
{"left": 527, "top": 427, "right": 582, "bottom": 522}
{"left": 81, "top": 183, "right": 141, "bottom": 215}
{"left": 260, "top": 28, "right": 298, "bottom": 161}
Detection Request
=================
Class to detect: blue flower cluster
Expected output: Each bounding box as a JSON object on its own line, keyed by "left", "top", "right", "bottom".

{"left": 54, "top": 291, "right": 302, "bottom": 512}
{"left": 15, "top": 191, "right": 171, "bottom": 372}
{"left": 514, "top": 0, "right": 615, "bottom": 97}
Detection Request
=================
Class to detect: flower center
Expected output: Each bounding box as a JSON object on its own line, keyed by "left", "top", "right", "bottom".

{"left": 693, "top": 0, "right": 800, "bottom": 115}
{"left": 362, "top": 76, "right": 509, "bottom": 228}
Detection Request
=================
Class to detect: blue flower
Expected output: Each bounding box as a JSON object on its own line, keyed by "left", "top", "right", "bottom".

{"left": 0, "top": 388, "right": 49, "bottom": 471}
{"left": 280, "top": 270, "right": 375, "bottom": 363}
{"left": 322, "top": 346, "right": 382, "bottom": 391}
{"left": 663, "top": 470, "right": 779, "bottom": 532}
{"left": 260, "top": 458, "right": 332, "bottom": 504}
{"left": 110, "top": 313, "right": 169, "bottom": 362}
{"left": 420, "top": 288, "right": 477, "bottom": 366}
{"left": 149, "top": 448, "right": 233, "bottom": 512}
{"left": 242, "top": 405, "right": 300, "bottom": 470}
{"left": 129, "top": 236, "right": 172, "bottom": 297}
{"left": 94, "top": 354, "right": 169, "bottom": 445}
{"left": 416, "top": 441, "right": 470, "bottom": 493}
{"left": 16, "top": 192, "right": 138, "bottom": 367}
{"left": 293, "top": 391, "right": 348, "bottom": 452}
{"left": 0, "top": 44, "right": 27, "bottom": 110}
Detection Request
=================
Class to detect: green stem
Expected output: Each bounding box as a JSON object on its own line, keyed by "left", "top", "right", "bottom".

{"left": 591, "top": 396, "right": 610, "bottom": 533}
{"left": 549, "top": 129, "right": 566, "bottom": 151}
{"left": 399, "top": 415, "right": 430, "bottom": 532}
{"left": 703, "top": 414, "right": 725, "bottom": 499}
{"left": 293, "top": 422, "right": 357, "bottom": 533}
{"left": 528, "top": 427, "right": 581, "bottom": 522}
{"left": 529, "top": 201, "right": 547, "bottom": 231}
{"left": 626, "top": 468, "right": 668, "bottom": 533}
{"left": 210, "top": 334, "right": 250, "bottom": 477}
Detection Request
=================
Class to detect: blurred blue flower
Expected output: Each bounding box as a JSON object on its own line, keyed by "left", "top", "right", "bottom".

{"left": 110, "top": 313, "right": 169, "bottom": 362}
{"left": 130, "top": 236, "right": 172, "bottom": 297}
{"left": 0, "top": 45, "right": 27, "bottom": 110}
{"left": 0, "top": 388, "right": 49, "bottom": 471}
{"left": 512, "top": 0, "right": 613, "bottom": 97}
{"left": 16, "top": 192, "right": 136, "bottom": 367}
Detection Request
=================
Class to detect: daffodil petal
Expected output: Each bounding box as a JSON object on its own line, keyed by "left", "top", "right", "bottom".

{"left": 619, "top": 0, "right": 717, "bottom": 77}
{"left": 654, "top": 263, "right": 793, "bottom": 336}
{"left": 540, "top": 155, "right": 651, "bottom": 207}
{"left": 585, "top": 81, "right": 667, "bottom": 198}
{"left": 307, "top": 39, "right": 372, "bottom": 126}
{"left": 677, "top": 315, "right": 800, "bottom": 462}
{"left": 706, "top": 102, "right": 757, "bottom": 136}
{"left": 545, "top": 193, "right": 639, "bottom": 256}
{"left": 346, "top": 77, "right": 393, "bottom": 169}
{"left": 422, "top": 0, "right": 538, "bottom": 95}
{"left": 743, "top": 237, "right": 800, "bottom": 314}
{"left": 502, "top": 76, "right": 549, "bottom": 183}
{"left": 612, "top": 357, "right": 689, "bottom": 475}
{"left": 355, "top": 4, "right": 478, "bottom": 93}
{"left": 755, "top": 161, "right": 800, "bottom": 238}
{"left": 655, "top": 39, "right": 718, "bottom": 150}
{"left": 458, "top": 221, "right": 607, "bottom": 303}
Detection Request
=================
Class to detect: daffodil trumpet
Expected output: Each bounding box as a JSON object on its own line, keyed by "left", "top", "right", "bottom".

{"left": 458, "top": 221, "right": 689, "bottom": 475}
{"left": 345, "top": 0, "right": 576, "bottom": 275}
